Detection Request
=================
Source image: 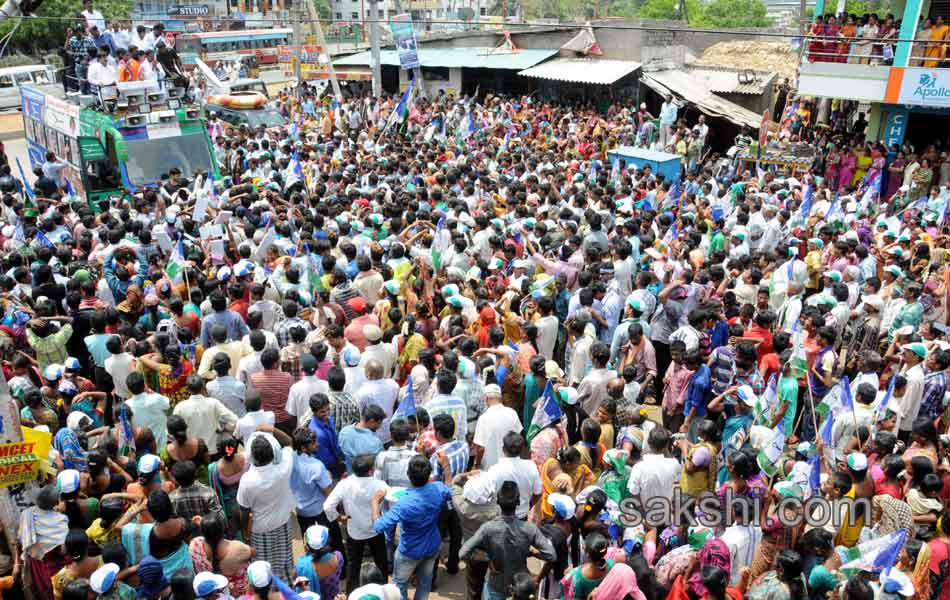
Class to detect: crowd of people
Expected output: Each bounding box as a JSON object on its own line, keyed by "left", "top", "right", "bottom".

{"left": 61, "top": 1, "right": 184, "bottom": 92}
{"left": 4, "top": 49, "right": 950, "bottom": 600}
{"left": 805, "top": 10, "right": 949, "bottom": 66}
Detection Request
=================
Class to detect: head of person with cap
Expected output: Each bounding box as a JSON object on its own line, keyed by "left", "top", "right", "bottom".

{"left": 193, "top": 571, "right": 230, "bottom": 599}
{"left": 296, "top": 524, "right": 341, "bottom": 595}
{"left": 91, "top": 562, "right": 136, "bottom": 598}
{"left": 902, "top": 342, "right": 927, "bottom": 371}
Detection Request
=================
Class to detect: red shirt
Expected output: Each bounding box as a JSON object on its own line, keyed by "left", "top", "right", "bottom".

{"left": 745, "top": 324, "right": 774, "bottom": 360}
{"left": 759, "top": 352, "right": 780, "bottom": 384}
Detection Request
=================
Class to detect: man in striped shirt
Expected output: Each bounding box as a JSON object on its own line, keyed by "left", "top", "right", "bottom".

{"left": 430, "top": 413, "right": 469, "bottom": 484}
{"left": 250, "top": 348, "right": 295, "bottom": 436}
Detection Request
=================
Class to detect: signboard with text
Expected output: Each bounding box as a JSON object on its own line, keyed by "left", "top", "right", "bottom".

{"left": 886, "top": 67, "right": 950, "bottom": 108}
{"left": 168, "top": 4, "right": 210, "bottom": 15}
{"left": 390, "top": 14, "right": 420, "bottom": 70}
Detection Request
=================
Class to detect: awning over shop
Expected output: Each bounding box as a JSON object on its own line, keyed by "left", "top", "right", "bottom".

{"left": 333, "top": 47, "right": 558, "bottom": 70}
{"left": 640, "top": 69, "right": 763, "bottom": 129}
{"left": 518, "top": 58, "right": 641, "bottom": 85}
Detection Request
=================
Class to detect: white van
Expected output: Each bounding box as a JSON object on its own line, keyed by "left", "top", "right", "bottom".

{"left": 0, "top": 65, "right": 58, "bottom": 111}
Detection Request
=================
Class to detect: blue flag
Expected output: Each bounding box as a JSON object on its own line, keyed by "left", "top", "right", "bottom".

{"left": 64, "top": 177, "right": 75, "bottom": 198}
{"left": 820, "top": 410, "right": 834, "bottom": 446}
{"left": 808, "top": 453, "right": 821, "bottom": 495}
{"left": 875, "top": 375, "right": 897, "bottom": 422}
{"left": 394, "top": 375, "right": 417, "bottom": 419}
{"left": 16, "top": 157, "right": 35, "bottom": 200}
{"left": 799, "top": 184, "right": 813, "bottom": 218}
{"left": 840, "top": 374, "right": 854, "bottom": 414}
{"left": 527, "top": 380, "right": 563, "bottom": 441}
{"left": 34, "top": 230, "right": 54, "bottom": 248}
{"left": 872, "top": 528, "right": 907, "bottom": 571}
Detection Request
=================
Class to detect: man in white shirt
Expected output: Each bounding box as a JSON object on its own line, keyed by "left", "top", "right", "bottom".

{"left": 487, "top": 432, "right": 542, "bottom": 519}
{"left": 237, "top": 430, "right": 296, "bottom": 583}
{"left": 234, "top": 389, "right": 276, "bottom": 445}
{"left": 111, "top": 21, "right": 131, "bottom": 51}
{"left": 627, "top": 428, "right": 680, "bottom": 504}
{"left": 237, "top": 331, "right": 267, "bottom": 389}
{"left": 87, "top": 52, "right": 117, "bottom": 88}
{"left": 535, "top": 297, "right": 559, "bottom": 361}
{"left": 81, "top": 0, "right": 105, "bottom": 33}
{"left": 472, "top": 384, "right": 521, "bottom": 468}
{"left": 354, "top": 360, "right": 399, "bottom": 444}
{"left": 360, "top": 325, "right": 396, "bottom": 378}
{"left": 173, "top": 375, "right": 238, "bottom": 451}
{"left": 324, "top": 454, "right": 390, "bottom": 594}
{"left": 720, "top": 499, "right": 763, "bottom": 587}
{"left": 285, "top": 354, "right": 329, "bottom": 428}
{"left": 103, "top": 336, "right": 135, "bottom": 401}
{"left": 898, "top": 343, "right": 927, "bottom": 435}
{"left": 124, "top": 372, "right": 170, "bottom": 448}
{"left": 131, "top": 25, "right": 152, "bottom": 51}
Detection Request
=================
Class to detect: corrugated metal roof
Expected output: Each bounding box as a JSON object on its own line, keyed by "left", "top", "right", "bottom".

{"left": 688, "top": 66, "right": 772, "bottom": 95}
{"left": 640, "top": 69, "right": 763, "bottom": 129}
{"left": 333, "top": 47, "right": 558, "bottom": 70}
{"left": 517, "top": 57, "right": 641, "bottom": 85}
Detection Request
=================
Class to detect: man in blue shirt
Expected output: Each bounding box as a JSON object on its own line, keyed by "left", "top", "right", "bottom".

{"left": 289, "top": 428, "right": 333, "bottom": 533}
{"left": 199, "top": 292, "right": 250, "bottom": 349}
{"left": 681, "top": 349, "right": 712, "bottom": 442}
{"left": 308, "top": 392, "right": 344, "bottom": 477}
{"left": 338, "top": 404, "right": 385, "bottom": 473}
{"left": 371, "top": 454, "right": 453, "bottom": 600}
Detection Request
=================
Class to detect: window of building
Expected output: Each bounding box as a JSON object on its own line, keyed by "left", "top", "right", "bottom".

{"left": 335, "top": 11, "right": 342, "bottom": 18}
{"left": 378, "top": 9, "right": 384, "bottom": 17}
{"left": 351, "top": 11, "right": 358, "bottom": 18}
{"left": 479, "top": 6, "right": 486, "bottom": 14}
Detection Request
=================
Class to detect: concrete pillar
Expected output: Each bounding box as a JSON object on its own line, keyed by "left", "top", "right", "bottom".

{"left": 893, "top": 0, "right": 922, "bottom": 67}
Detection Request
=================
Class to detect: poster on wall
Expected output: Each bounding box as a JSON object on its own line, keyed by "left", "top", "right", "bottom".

{"left": 888, "top": 68, "right": 950, "bottom": 108}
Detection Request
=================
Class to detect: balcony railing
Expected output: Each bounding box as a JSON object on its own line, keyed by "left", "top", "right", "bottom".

{"left": 800, "top": 32, "right": 950, "bottom": 68}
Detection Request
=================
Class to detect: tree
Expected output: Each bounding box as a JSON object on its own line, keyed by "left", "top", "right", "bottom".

{"left": 637, "top": 0, "right": 698, "bottom": 21}
{"left": 700, "top": 0, "right": 773, "bottom": 27}
{"left": 0, "top": 0, "right": 131, "bottom": 52}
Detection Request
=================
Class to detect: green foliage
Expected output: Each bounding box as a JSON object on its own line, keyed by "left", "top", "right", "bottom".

{"left": 700, "top": 0, "right": 773, "bottom": 27}
{"left": 0, "top": 0, "right": 131, "bottom": 52}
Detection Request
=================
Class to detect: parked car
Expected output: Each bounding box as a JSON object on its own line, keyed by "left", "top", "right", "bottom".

{"left": 0, "top": 65, "right": 58, "bottom": 110}
{"left": 204, "top": 102, "right": 286, "bottom": 129}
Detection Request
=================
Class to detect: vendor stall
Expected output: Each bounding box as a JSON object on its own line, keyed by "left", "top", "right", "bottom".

{"left": 607, "top": 146, "right": 682, "bottom": 183}
{"left": 737, "top": 141, "right": 816, "bottom": 173}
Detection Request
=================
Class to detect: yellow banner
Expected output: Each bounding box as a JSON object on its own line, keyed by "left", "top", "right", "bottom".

{"left": 0, "top": 428, "right": 51, "bottom": 488}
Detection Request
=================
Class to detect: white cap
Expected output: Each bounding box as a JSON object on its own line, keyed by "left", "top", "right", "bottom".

{"left": 193, "top": 571, "right": 229, "bottom": 597}
{"left": 483, "top": 383, "right": 501, "bottom": 397}
{"left": 735, "top": 385, "right": 757, "bottom": 407}
{"left": 57, "top": 469, "right": 81, "bottom": 494}
{"left": 305, "top": 524, "right": 330, "bottom": 551}
{"left": 246, "top": 561, "right": 272, "bottom": 588}
{"left": 90, "top": 563, "right": 120, "bottom": 594}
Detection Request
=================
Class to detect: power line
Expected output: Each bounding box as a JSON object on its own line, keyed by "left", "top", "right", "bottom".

{"left": 1, "top": 13, "right": 930, "bottom": 45}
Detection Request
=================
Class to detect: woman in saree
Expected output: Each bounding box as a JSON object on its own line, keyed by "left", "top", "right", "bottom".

{"left": 539, "top": 446, "right": 595, "bottom": 520}
{"left": 853, "top": 143, "right": 871, "bottom": 187}
{"left": 392, "top": 315, "right": 429, "bottom": 382}
{"left": 824, "top": 143, "right": 842, "bottom": 190}
{"left": 866, "top": 143, "right": 886, "bottom": 188}
{"left": 916, "top": 19, "right": 934, "bottom": 66}
{"left": 924, "top": 15, "right": 949, "bottom": 67}
{"left": 808, "top": 15, "right": 826, "bottom": 61}
{"left": 208, "top": 436, "right": 247, "bottom": 539}
{"left": 838, "top": 146, "right": 857, "bottom": 192}
{"left": 162, "top": 414, "right": 211, "bottom": 485}
{"left": 912, "top": 158, "right": 935, "bottom": 200}
{"left": 886, "top": 151, "right": 908, "bottom": 200}
{"left": 823, "top": 15, "right": 841, "bottom": 63}
{"left": 139, "top": 343, "right": 194, "bottom": 405}
{"left": 877, "top": 14, "right": 898, "bottom": 63}
{"left": 855, "top": 14, "right": 880, "bottom": 64}
{"left": 838, "top": 14, "right": 857, "bottom": 62}
{"left": 474, "top": 305, "right": 497, "bottom": 348}
{"left": 667, "top": 539, "right": 734, "bottom": 600}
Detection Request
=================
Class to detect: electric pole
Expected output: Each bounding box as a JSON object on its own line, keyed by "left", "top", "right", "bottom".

{"left": 305, "top": 0, "right": 344, "bottom": 102}
{"left": 369, "top": 0, "right": 382, "bottom": 96}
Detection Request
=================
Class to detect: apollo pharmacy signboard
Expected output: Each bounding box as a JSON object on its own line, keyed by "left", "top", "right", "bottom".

{"left": 886, "top": 67, "right": 950, "bottom": 108}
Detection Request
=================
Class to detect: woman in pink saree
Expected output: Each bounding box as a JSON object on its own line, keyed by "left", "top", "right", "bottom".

{"left": 824, "top": 143, "right": 842, "bottom": 191}
{"left": 838, "top": 146, "right": 857, "bottom": 193}
{"left": 866, "top": 143, "right": 886, "bottom": 189}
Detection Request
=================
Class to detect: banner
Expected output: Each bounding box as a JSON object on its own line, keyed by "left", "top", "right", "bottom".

{"left": 0, "top": 429, "right": 49, "bottom": 488}
{"left": 390, "top": 14, "right": 420, "bottom": 70}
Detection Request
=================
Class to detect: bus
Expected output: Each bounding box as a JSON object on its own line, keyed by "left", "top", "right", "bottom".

{"left": 176, "top": 28, "right": 293, "bottom": 69}
{"left": 21, "top": 82, "right": 218, "bottom": 207}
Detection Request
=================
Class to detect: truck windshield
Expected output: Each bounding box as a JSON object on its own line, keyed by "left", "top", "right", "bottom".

{"left": 124, "top": 133, "right": 213, "bottom": 186}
